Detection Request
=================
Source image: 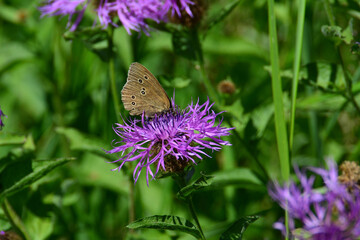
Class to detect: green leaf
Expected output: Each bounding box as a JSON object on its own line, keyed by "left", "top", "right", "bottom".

{"left": 176, "top": 168, "right": 265, "bottom": 199}
{"left": 177, "top": 169, "right": 263, "bottom": 200}
{"left": 63, "top": 26, "right": 108, "bottom": 43}
{"left": 63, "top": 26, "right": 112, "bottom": 61}
{"left": 203, "top": 36, "right": 268, "bottom": 59}
{"left": 274, "top": 62, "right": 346, "bottom": 92}
{"left": 250, "top": 103, "right": 274, "bottom": 138}
{"left": 25, "top": 211, "right": 53, "bottom": 240}
{"left": 0, "top": 157, "right": 75, "bottom": 202}
{"left": 304, "top": 62, "right": 345, "bottom": 91}
{"left": 177, "top": 173, "right": 214, "bottom": 200}
{"left": 342, "top": 18, "right": 354, "bottom": 44}
{"left": 74, "top": 153, "right": 129, "bottom": 194}
{"left": 220, "top": 215, "right": 259, "bottom": 240}
{"left": 56, "top": 127, "right": 115, "bottom": 161}
{"left": 203, "top": 0, "right": 241, "bottom": 36}
{"left": 0, "top": 135, "right": 34, "bottom": 174}
{"left": 321, "top": 20, "right": 354, "bottom": 45}
{"left": 127, "top": 215, "right": 201, "bottom": 239}
{"left": 0, "top": 4, "right": 27, "bottom": 24}
{"left": 0, "top": 133, "right": 26, "bottom": 146}
{"left": 321, "top": 25, "right": 343, "bottom": 44}
{"left": 0, "top": 42, "right": 33, "bottom": 75}
{"left": 210, "top": 168, "right": 263, "bottom": 190}
{"left": 160, "top": 76, "right": 192, "bottom": 89}
{"left": 297, "top": 92, "right": 346, "bottom": 111}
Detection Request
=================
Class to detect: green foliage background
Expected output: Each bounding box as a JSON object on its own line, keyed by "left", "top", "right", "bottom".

{"left": 1, "top": 0, "right": 360, "bottom": 239}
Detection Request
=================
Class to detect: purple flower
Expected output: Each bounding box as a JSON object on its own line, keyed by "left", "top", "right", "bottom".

{"left": 268, "top": 159, "right": 360, "bottom": 240}
{"left": 39, "top": 0, "right": 193, "bottom": 32}
{"left": 106, "top": 98, "right": 233, "bottom": 185}
{"left": 163, "top": 0, "right": 194, "bottom": 17}
{"left": 39, "top": 0, "right": 89, "bottom": 31}
{"left": 0, "top": 107, "right": 6, "bottom": 130}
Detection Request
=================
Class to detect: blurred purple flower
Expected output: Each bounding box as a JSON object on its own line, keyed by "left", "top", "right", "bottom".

{"left": 0, "top": 107, "right": 6, "bottom": 130}
{"left": 106, "top": 98, "right": 233, "bottom": 185}
{"left": 39, "top": 0, "right": 89, "bottom": 31}
{"left": 268, "top": 159, "right": 360, "bottom": 240}
{"left": 39, "top": 0, "right": 193, "bottom": 33}
{"left": 163, "top": 0, "right": 194, "bottom": 17}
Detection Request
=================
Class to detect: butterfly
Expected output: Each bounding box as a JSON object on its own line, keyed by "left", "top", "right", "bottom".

{"left": 121, "top": 62, "right": 171, "bottom": 117}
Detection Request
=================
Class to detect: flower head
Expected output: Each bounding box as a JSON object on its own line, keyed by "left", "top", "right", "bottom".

{"left": 39, "top": 0, "right": 89, "bottom": 31}
{"left": 268, "top": 159, "right": 360, "bottom": 240}
{"left": 0, "top": 107, "right": 6, "bottom": 130}
{"left": 39, "top": 0, "right": 194, "bottom": 33}
{"left": 106, "top": 97, "right": 233, "bottom": 185}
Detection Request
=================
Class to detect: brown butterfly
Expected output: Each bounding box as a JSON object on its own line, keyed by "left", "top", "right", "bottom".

{"left": 121, "top": 62, "right": 171, "bottom": 117}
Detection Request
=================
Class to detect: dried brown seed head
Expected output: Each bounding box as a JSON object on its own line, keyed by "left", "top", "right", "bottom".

{"left": 217, "top": 80, "right": 236, "bottom": 95}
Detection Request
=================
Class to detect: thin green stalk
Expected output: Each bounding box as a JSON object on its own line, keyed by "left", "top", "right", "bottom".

{"left": 267, "top": 0, "right": 290, "bottom": 180}
{"left": 187, "top": 196, "right": 206, "bottom": 240}
{"left": 192, "top": 29, "right": 219, "bottom": 104}
{"left": 128, "top": 175, "right": 135, "bottom": 225}
{"left": 108, "top": 27, "right": 122, "bottom": 124}
{"left": 289, "top": 0, "right": 306, "bottom": 151}
{"left": 174, "top": 175, "right": 206, "bottom": 240}
{"left": 2, "top": 198, "right": 31, "bottom": 240}
{"left": 268, "top": 0, "right": 290, "bottom": 239}
{"left": 323, "top": 0, "right": 335, "bottom": 26}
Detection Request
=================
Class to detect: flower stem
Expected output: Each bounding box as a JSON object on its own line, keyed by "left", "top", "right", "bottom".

{"left": 2, "top": 198, "right": 31, "bottom": 240}
{"left": 174, "top": 175, "right": 206, "bottom": 240}
{"left": 187, "top": 196, "right": 206, "bottom": 240}
{"left": 267, "top": 0, "right": 290, "bottom": 239}
{"left": 323, "top": 0, "right": 335, "bottom": 26}
{"left": 108, "top": 27, "right": 122, "bottom": 124}
{"left": 289, "top": 0, "right": 306, "bottom": 151}
{"left": 192, "top": 29, "right": 219, "bottom": 104}
{"left": 128, "top": 175, "right": 135, "bottom": 224}
{"left": 267, "top": 0, "right": 290, "bottom": 182}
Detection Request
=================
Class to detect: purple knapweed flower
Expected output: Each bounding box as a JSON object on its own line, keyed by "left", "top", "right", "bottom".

{"left": 0, "top": 107, "right": 6, "bottom": 130}
{"left": 106, "top": 97, "right": 233, "bottom": 185}
{"left": 39, "top": 0, "right": 193, "bottom": 33}
{"left": 163, "top": 0, "right": 194, "bottom": 17}
{"left": 39, "top": 0, "right": 89, "bottom": 31}
{"left": 268, "top": 159, "right": 360, "bottom": 240}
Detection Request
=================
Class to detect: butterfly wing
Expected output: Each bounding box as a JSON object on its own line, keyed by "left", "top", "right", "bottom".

{"left": 121, "top": 62, "right": 171, "bottom": 117}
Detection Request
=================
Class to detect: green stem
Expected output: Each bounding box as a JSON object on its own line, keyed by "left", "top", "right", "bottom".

{"left": 2, "top": 198, "right": 31, "bottom": 240}
{"left": 289, "top": 0, "right": 306, "bottom": 151}
{"left": 192, "top": 29, "right": 219, "bottom": 104}
{"left": 267, "top": 0, "right": 290, "bottom": 239}
{"left": 267, "top": 0, "right": 290, "bottom": 180}
{"left": 174, "top": 175, "right": 206, "bottom": 240}
{"left": 108, "top": 27, "right": 122, "bottom": 124}
{"left": 323, "top": 0, "right": 336, "bottom": 26}
{"left": 128, "top": 175, "right": 135, "bottom": 224}
{"left": 187, "top": 196, "right": 206, "bottom": 240}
